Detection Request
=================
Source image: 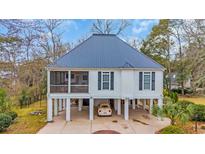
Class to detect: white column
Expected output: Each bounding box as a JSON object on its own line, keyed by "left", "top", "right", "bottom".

{"left": 54, "top": 98, "right": 58, "bottom": 116}
{"left": 149, "top": 99, "right": 153, "bottom": 114}
{"left": 59, "top": 99, "right": 63, "bottom": 112}
{"left": 66, "top": 98, "right": 71, "bottom": 121}
{"left": 158, "top": 98, "right": 163, "bottom": 108}
{"left": 89, "top": 98, "right": 94, "bottom": 120}
{"left": 47, "top": 70, "right": 50, "bottom": 94}
{"left": 117, "top": 99, "right": 121, "bottom": 115}
{"left": 114, "top": 99, "right": 117, "bottom": 112}
{"left": 47, "top": 96, "right": 53, "bottom": 122}
{"left": 143, "top": 99, "right": 146, "bottom": 110}
{"left": 68, "top": 71, "right": 71, "bottom": 93}
{"left": 124, "top": 98, "right": 129, "bottom": 120}
{"left": 132, "top": 99, "right": 135, "bottom": 110}
{"left": 63, "top": 98, "right": 66, "bottom": 110}
{"left": 78, "top": 99, "right": 83, "bottom": 111}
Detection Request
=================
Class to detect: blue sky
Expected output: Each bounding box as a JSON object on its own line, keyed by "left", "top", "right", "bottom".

{"left": 59, "top": 19, "right": 159, "bottom": 44}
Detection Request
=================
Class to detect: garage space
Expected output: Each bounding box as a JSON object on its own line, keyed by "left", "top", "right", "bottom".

{"left": 39, "top": 106, "right": 170, "bottom": 134}
{"left": 48, "top": 97, "right": 162, "bottom": 122}
{"left": 94, "top": 99, "right": 117, "bottom": 119}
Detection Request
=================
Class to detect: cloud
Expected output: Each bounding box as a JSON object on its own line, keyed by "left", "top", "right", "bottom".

{"left": 132, "top": 19, "right": 158, "bottom": 34}
{"left": 60, "top": 20, "right": 78, "bottom": 31}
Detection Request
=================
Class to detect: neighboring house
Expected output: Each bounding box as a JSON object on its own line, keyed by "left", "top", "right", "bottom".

{"left": 47, "top": 34, "right": 164, "bottom": 122}
{"left": 170, "top": 72, "right": 191, "bottom": 89}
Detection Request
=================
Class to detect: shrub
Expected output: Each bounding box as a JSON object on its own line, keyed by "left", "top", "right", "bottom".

{"left": 152, "top": 104, "right": 163, "bottom": 117}
{"left": 19, "top": 89, "right": 29, "bottom": 108}
{"left": 177, "top": 100, "right": 194, "bottom": 109}
{"left": 201, "top": 126, "right": 205, "bottom": 130}
{"left": 163, "top": 90, "right": 178, "bottom": 103}
{"left": 5, "top": 111, "right": 18, "bottom": 120}
{"left": 170, "top": 92, "right": 178, "bottom": 103}
{"left": 163, "top": 89, "right": 170, "bottom": 97}
{"left": 0, "top": 88, "right": 11, "bottom": 113}
{"left": 0, "top": 113, "right": 12, "bottom": 132}
{"left": 190, "top": 104, "right": 205, "bottom": 121}
{"left": 160, "top": 125, "right": 186, "bottom": 134}
{"left": 156, "top": 98, "right": 192, "bottom": 125}
{"left": 171, "top": 88, "right": 193, "bottom": 95}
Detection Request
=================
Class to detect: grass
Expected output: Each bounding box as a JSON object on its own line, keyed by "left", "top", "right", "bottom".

{"left": 1, "top": 100, "right": 47, "bottom": 134}
{"left": 179, "top": 96, "right": 205, "bottom": 105}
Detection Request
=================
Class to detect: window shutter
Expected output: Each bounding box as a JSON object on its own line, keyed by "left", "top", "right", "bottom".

{"left": 98, "top": 72, "right": 101, "bottom": 90}
{"left": 152, "top": 72, "right": 155, "bottom": 91}
{"left": 139, "top": 72, "right": 143, "bottom": 90}
{"left": 110, "top": 72, "right": 114, "bottom": 90}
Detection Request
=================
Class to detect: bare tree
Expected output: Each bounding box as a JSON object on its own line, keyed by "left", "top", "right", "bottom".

{"left": 182, "top": 20, "right": 205, "bottom": 93}
{"left": 40, "top": 19, "right": 71, "bottom": 62}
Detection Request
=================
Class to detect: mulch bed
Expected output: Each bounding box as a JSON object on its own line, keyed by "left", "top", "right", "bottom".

{"left": 93, "top": 130, "right": 120, "bottom": 134}
{"left": 112, "top": 120, "right": 118, "bottom": 123}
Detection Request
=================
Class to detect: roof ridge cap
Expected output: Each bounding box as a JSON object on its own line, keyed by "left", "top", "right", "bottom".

{"left": 92, "top": 33, "right": 116, "bottom": 36}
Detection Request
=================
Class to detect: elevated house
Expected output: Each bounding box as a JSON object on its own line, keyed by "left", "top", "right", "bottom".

{"left": 47, "top": 34, "right": 164, "bottom": 122}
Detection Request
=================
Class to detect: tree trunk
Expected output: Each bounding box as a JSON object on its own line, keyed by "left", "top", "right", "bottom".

{"left": 181, "top": 81, "right": 185, "bottom": 95}
{"left": 171, "top": 119, "right": 175, "bottom": 125}
{"left": 195, "top": 121, "right": 198, "bottom": 133}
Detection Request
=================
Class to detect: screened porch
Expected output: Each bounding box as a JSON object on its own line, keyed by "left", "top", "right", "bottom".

{"left": 50, "top": 71, "right": 89, "bottom": 93}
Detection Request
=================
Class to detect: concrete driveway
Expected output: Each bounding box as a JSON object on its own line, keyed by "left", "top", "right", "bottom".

{"left": 38, "top": 107, "right": 170, "bottom": 134}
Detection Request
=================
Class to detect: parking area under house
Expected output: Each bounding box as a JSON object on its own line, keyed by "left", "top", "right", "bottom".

{"left": 47, "top": 97, "right": 163, "bottom": 122}
{"left": 39, "top": 99, "right": 169, "bottom": 134}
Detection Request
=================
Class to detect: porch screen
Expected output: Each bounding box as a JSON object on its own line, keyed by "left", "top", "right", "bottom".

{"left": 50, "top": 71, "right": 68, "bottom": 93}
{"left": 139, "top": 72, "right": 143, "bottom": 90}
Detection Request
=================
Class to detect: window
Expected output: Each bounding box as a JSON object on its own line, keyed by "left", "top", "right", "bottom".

{"left": 144, "top": 72, "right": 151, "bottom": 90}
{"left": 102, "top": 72, "right": 110, "bottom": 90}
{"left": 98, "top": 71, "right": 114, "bottom": 90}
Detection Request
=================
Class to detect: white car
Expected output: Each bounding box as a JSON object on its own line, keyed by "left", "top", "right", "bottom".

{"left": 97, "top": 103, "right": 112, "bottom": 116}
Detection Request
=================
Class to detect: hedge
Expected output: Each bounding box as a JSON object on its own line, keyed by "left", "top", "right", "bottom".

{"left": 191, "top": 104, "right": 205, "bottom": 121}
{"left": 5, "top": 111, "right": 18, "bottom": 120}
{"left": 160, "top": 125, "right": 186, "bottom": 134}
{"left": 0, "top": 113, "right": 12, "bottom": 132}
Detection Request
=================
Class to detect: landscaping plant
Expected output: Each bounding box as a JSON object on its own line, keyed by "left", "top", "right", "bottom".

{"left": 0, "top": 113, "right": 12, "bottom": 132}
{"left": 160, "top": 125, "right": 186, "bottom": 134}
{"left": 19, "top": 89, "right": 29, "bottom": 108}
{"left": 5, "top": 111, "right": 18, "bottom": 120}
{"left": 188, "top": 104, "right": 205, "bottom": 121}
{"left": 153, "top": 93, "right": 194, "bottom": 125}
{"left": 0, "top": 88, "right": 11, "bottom": 113}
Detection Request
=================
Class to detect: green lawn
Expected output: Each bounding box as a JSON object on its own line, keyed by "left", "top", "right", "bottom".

{"left": 1, "top": 100, "right": 47, "bottom": 134}
{"left": 179, "top": 96, "right": 205, "bottom": 105}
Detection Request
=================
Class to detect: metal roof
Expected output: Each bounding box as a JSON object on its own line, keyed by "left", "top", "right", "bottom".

{"left": 49, "top": 34, "right": 164, "bottom": 69}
